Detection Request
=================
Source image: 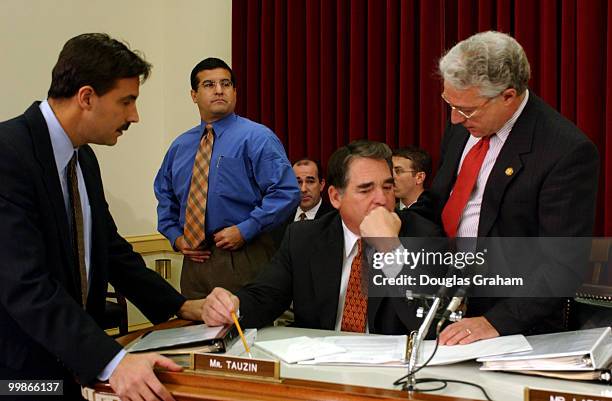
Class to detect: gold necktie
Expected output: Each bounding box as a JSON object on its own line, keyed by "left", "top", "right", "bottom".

{"left": 184, "top": 124, "right": 215, "bottom": 248}
{"left": 67, "top": 152, "right": 88, "bottom": 308}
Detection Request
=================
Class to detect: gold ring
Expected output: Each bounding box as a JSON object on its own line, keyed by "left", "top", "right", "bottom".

{"left": 465, "top": 328, "right": 472, "bottom": 335}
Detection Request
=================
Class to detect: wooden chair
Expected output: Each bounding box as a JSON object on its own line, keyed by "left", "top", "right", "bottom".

{"left": 102, "top": 290, "right": 129, "bottom": 336}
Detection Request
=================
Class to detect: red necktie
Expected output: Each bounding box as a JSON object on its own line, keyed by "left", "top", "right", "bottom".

{"left": 184, "top": 124, "right": 214, "bottom": 248}
{"left": 442, "top": 136, "right": 491, "bottom": 238}
{"left": 341, "top": 239, "right": 367, "bottom": 332}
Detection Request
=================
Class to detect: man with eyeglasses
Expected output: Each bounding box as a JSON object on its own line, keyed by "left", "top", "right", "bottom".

{"left": 431, "top": 31, "right": 599, "bottom": 345}
{"left": 155, "top": 58, "right": 299, "bottom": 299}
{"left": 392, "top": 147, "right": 435, "bottom": 221}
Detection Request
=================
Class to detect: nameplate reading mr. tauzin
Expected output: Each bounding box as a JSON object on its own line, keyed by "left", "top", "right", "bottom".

{"left": 194, "top": 354, "right": 280, "bottom": 380}
{"left": 525, "top": 388, "right": 612, "bottom": 401}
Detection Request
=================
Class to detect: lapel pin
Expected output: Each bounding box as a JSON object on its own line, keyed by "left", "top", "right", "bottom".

{"left": 505, "top": 167, "right": 514, "bottom": 176}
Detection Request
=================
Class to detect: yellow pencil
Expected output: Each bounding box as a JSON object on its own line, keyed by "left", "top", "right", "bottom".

{"left": 231, "top": 311, "right": 252, "bottom": 358}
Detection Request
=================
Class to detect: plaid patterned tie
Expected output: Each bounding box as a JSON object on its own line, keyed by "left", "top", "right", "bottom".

{"left": 67, "top": 152, "right": 88, "bottom": 308}
{"left": 184, "top": 124, "right": 215, "bottom": 248}
{"left": 341, "top": 239, "right": 367, "bottom": 332}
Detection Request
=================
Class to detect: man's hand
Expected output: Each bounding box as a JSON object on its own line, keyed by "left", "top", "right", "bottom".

{"left": 175, "top": 235, "right": 211, "bottom": 263}
{"left": 177, "top": 299, "right": 206, "bottom": 322}
{"left": 109, "top": 353, "right": 182, "bottom": 401}
{"left": 213, "top": 226, "right": 245, "bottom": 251}
{"left": 202, "top": 287, "right": 240, "bottom": 326}
{"left": 438, "top": 316, "right": 500, "bottom": 345}
{"left": 360, "top": 206, "right": 401, "bottom": 252}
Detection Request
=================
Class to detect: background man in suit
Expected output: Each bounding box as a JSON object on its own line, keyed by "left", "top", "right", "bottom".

{"left": 201, "top": 140, "right": 443, "bottom": 334}
{"left": 392, "top": 147, "right": 436, "bottom": 223}
{"left": 431, "top": 31, "right": 599, "bottom": 345}
{"left": 155, "top": 57, "right": 299, "bottom": 299}
{"left": 0, "top": 33, "right": 207, "bottom": 401}
{"left": 271, "top": 158, "right": 334, "bottom": 247}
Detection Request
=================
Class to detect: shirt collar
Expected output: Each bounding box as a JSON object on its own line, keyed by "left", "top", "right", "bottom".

{"left": 341, "top": 220, "right": 360, "bottom": 259}
{"left": 200, "top": 112, "right": 237, "bottom": 139}
{"left": 495, "top": 89, "right": 530, "bottom": 143}
{"left": 297, "top": 198, "right": 322, "bottom": 220}
{"left": 39, "top": 100, "right": 76, "bottom": 173}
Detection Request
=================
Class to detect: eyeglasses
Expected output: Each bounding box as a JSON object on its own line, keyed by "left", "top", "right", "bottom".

{"left": 393, "top": 168, "right": 418, "bottom": 176}
{"left": 441, "top": 93, "right": 497, "bottom": 120}
{"left": 201, "top": 79, "right": 234, "bottom": 91}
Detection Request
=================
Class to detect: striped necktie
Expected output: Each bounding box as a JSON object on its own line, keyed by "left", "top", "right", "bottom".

{"left": 67, "top": 152, "right": 88, "bottom": 307}
{"left": 184, "top": 124, "right": 215, "bottom": 248}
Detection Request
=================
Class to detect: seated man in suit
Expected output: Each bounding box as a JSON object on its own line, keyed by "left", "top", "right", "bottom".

{"left": 392, "top": 147, "right": 437, "bottom": 222}
{"left": 271, "top": 158, "right": 334, "bottom": 247}
{"left": 202, "top": 140, "right": 443, "bottom": 334}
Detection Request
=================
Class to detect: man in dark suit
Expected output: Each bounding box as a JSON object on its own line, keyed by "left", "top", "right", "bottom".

{"left": 392, "top": 147, "right": 437, "bottom": 223}
{"left": 431, "top": 31, "right": 599, "bottom": 345}
{"left": 201, "top": 140, "right": 443, "bottom": 334}
{"left": 271, "top": 158, "right": 335, "bottom": 248}
{"left": 0, "top": 34, "right": 207, "bottom": 401}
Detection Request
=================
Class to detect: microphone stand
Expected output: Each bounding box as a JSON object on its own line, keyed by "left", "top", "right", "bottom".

{"left": 404, "top": 296, "right": 441, "bottom": 390}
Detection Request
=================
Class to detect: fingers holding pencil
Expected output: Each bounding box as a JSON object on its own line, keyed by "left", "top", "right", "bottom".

{"left": 202, "top": 287, "right": 240, "bottom": 326}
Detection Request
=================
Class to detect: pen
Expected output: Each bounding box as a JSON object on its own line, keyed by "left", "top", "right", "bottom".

{"left": 231, "top": 311, "right": 252, "bottom": 358}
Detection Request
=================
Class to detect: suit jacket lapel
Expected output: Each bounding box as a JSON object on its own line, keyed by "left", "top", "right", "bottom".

{"left": 435, "top": 131, "right": 470, "bottom": 205}
{"left": 310, "top": 214, "right": 344, "bottom": 329}
{"left": 479, "top": 95, "right": 535, "bottom": 236}
{"left": 24, "top": 103, "right": 77, "bottom": 283}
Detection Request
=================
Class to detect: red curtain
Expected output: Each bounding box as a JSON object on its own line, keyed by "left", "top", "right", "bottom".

{"left": 232, "top": 0, "right": 611, "bottom": 235}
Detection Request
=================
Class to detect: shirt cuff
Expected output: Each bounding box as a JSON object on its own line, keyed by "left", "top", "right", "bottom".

{"left": 381, "top": 245, "right": 405, "bottom": 279}
{"left": 236, "top": 219, "right": 258, "bottom": 242}
{"left": 97, "top": 349, "right": 127, "bottom": 382}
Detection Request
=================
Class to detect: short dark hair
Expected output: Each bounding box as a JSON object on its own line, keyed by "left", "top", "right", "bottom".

{"left": 392, "top": 147, "right": 432, "bottom": 177}
{"left": 190, "top": 57, "right": 236, "bottom": 90}
{"left": 48, "top": 33, "right": 151, "bottom": 99}
{"left": 293, "top": 158, "right": 324, "bottom": 181}
{"left": 327, "top": 140, "right": 392, "bottom": 191}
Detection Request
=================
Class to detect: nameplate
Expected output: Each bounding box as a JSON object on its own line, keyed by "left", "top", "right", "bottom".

{"left": 526, "top": 388, "right": 612, "bottom": 401}
{"left": 194, "top": 354, "right": 280, "bottom": 380}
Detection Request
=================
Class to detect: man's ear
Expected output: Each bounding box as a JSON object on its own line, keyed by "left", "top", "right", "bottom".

{"left": 415, "top": 172, "right": 426, "bottom": 186}
{"left": 190, "top": 89, "right": 197, "bottom": 103}
{"left": 320, "top": 178, "right": 326, "bottom": 191}
{"left": 328, "top": 185, "right": 341, "bottom": 209}
{"left": 76, "top": 86, "right": 95, "bottom": 110}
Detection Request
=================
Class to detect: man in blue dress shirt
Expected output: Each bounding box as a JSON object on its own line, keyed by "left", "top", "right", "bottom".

{"left": 155, "top": 58, "right": 299, "bottom": 299}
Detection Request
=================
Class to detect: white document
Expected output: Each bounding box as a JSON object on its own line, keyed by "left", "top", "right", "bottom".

{"left": 126, "top": 324, "right": 223, "bottom": 353}
{"left": 305, "top": 335, "right": 407, "bottom": 364}
{"left": 478, "top": 326, "right": 612, "bottom": 371}
{"left": 255, "top": 336, "right": 346, "bottom": 363}
{"left": 423, "top": 334, "right": 532, "bottom": 366}
{"left": 296, "top": 334, "right": 530, "bottom": 367}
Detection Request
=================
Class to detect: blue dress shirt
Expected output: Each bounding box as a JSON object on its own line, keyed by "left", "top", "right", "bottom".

{"left": 154, "top": 113, "right": 299, "bottom": 247}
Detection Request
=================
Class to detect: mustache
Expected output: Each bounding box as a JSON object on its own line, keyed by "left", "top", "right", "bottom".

{"left": 118, "top": 122, "right": 131, "bottom": 131}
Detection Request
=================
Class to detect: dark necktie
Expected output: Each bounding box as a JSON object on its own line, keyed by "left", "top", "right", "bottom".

{"left": 298, "top": 212, "right": 307, "bottom": 221}
{"left": 341, "top": 239, "right": 367, "bottom": 332}
{"left": 441, "top": 136, "right": 491, "bottom": 237}
{"left": 67, "top": 152, "right": 88, "bottom": 307}
{"left": 184, "top": 124, "right": 215, "bottom": 248}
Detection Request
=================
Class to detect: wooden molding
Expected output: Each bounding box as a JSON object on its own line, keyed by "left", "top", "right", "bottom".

{"left": 125, "top": 233, "right": 176, "bottom": 255}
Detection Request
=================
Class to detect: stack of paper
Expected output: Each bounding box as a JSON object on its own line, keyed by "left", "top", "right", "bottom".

{"left": 255, "top": 334, "right": 531, "bottom": 367}
{"left": 478, "top": 326, "right": 612, "bottom": 371}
